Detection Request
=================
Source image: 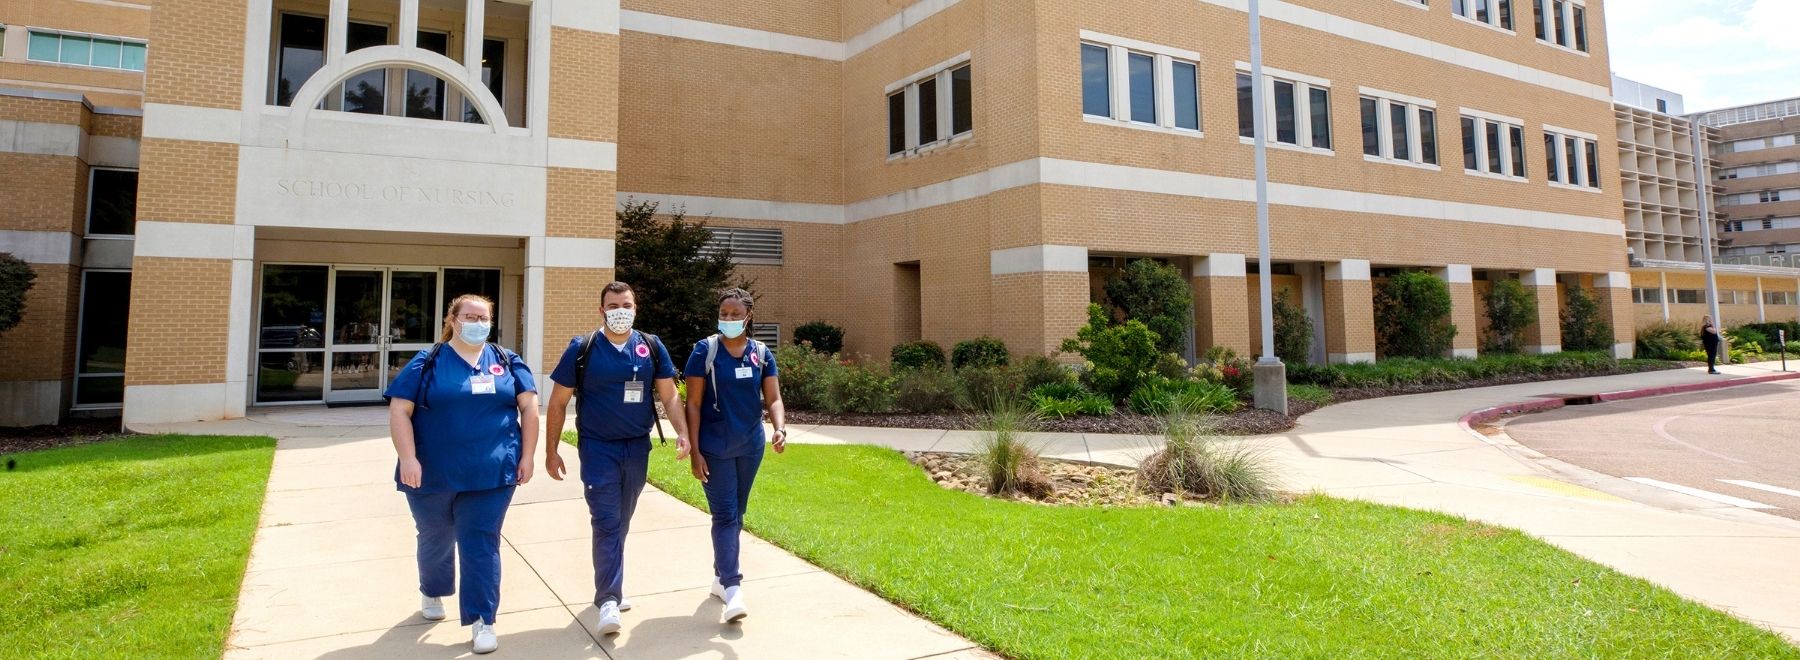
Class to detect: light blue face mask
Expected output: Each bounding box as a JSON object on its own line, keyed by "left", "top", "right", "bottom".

{"left": 718, "top": 319, "right": 747, "bottom": 339}
{"left": 459, "top": 321, "right": 491, "bottom": 345}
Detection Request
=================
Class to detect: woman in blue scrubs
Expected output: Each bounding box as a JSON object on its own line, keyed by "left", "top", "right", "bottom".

{"left": 386, "top": 294, "right": 539, "bottom": 655}
{"left": 683, "top": 287, "right": 786, "bottom": 624}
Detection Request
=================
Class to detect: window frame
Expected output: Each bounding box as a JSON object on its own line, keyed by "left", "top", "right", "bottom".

{"left": 1458, "top": 108, "right": 1527, "bottom": 182}
{"left": 1237, "top": 63, "right": 1334, "bottom": 155}
{"left": 1452, "top": 0, "right": 1515, "bottom": 32}
{"left": 885, "top": 53, "right": 974, "bottom": 160}
{"left": 1537, "top": 0, "right": 1590, "bottom": 54}
{"left": 1359, "top": 88, "right": 1439, "bottom": 170}
{"left": 84, "top": 167, "right": 140, "bottom": 238}
{"left": 25, "top": 28, "right": 148, "bottom": 72}
{"left": 1543, "top": 124, "right": 1602, "bottom": 192}
{"left": 1080, "top": 32, "right": 1203, "bottom": 138}
{"left": 72, "top": 269, "right": 132, "bottom": 410}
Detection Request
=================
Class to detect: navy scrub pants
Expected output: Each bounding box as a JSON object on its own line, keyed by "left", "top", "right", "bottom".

{"left": 700, "top": 449, "right": 764, "bottom": 588}
{"left": 405, "top": 485, "right": 516, "bottom": 626}
{"left": 580, "top": 438, "right": 650, "bottom": 608}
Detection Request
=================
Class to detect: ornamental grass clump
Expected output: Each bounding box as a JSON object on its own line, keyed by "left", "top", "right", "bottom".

{"left": 1138, "top": 406, "right": 1277, "bottom": 502}
{"left": 975, "top": 401, "right": 1052, "bottom": 498}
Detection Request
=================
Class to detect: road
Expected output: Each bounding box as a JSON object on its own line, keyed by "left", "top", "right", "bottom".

{"left": 1507, "top": 380, "right": 1800, "bottom": 521}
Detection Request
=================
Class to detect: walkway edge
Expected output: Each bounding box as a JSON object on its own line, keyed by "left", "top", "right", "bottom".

{"left": 1458, "top": 370, "right": 1800, "bottom": 439}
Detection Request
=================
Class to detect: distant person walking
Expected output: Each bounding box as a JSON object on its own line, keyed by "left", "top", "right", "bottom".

{"left": 1701, "top": 315, "right": 1723, "bottom": 375}
{"left": 386, "top": 294, "right": 539, "bottom": 655}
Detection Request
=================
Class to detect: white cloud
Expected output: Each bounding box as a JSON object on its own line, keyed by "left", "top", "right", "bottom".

{"left": 1606, "top": 0, "right": 1800, "bottom": 111}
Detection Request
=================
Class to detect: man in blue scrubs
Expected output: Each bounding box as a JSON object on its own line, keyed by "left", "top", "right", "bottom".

{"left": 544, "top": 282, "right": 689, "bottom": 636}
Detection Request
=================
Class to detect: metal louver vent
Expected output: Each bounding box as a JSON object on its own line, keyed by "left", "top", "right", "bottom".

{"left": 700, "top": 227, "right": 784, "bottom": 265}
{"left": 751, "top": 323, "right": 780, "bottom": 347}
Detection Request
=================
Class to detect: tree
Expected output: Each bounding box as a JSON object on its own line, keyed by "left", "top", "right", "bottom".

{"left": 1103, "top": 259, "right": 1192, "bottom": 354}
{"left": 615, "top": 200, "right": 747, "bottom": 364}
{"left": 1483, "top": 278, "right": 1538, "bottom": 354}
{"left": 1272, "top": 287, "right": 1313, "bottom": 364}
{"left": 1560, "top": 286, "right": 1614, "bottom": 352}
{"left": 1375, "top": 271, "right": 1458, "bottom": 358}
{"left": 0, "top": 253, "right": 35, "bottom": 337}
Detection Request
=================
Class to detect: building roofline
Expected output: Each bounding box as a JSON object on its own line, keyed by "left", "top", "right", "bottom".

{"left": 0, "top": 85, "right": 141, "bottom": 116}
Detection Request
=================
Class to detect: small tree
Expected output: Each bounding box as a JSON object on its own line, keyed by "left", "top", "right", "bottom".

{"left": 0, "top": 253, "right": 35, "bottom": 337}
{"left": 1375, "top": 271, "right": 1458, "bottom": 358}
{"left": 1483, "top": 278, "right": 1538, "bottom": 354}
{"left": 1060, "top": 303, "right": 1162, "bottom": 401}
{"left": 1560, "top": 286, "right": 1614, "bottom": 352}
{"left": 794, "top": 321, "right": 845, "bottom": 354}
{"left": 1272, "top": 288, "right": 1313, "bottom": 364}
{"left": 615, "top": 200, "right": 746, "bottom": 362}
{"left": 1103, "top": 259, "right": 1193, "bottom": 354}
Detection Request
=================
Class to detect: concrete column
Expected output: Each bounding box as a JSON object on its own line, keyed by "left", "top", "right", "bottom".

{"left": 1521, "top": 268, "right": 1562, "bottom": 354}
{"left": 1323, "top": 259, "right": 1375, "bottom": 364}
{"left": 1436, "top": 264, "right": 1478, "bottom": 359}
{"left": 124, "top": 224, "right": 256, "bottom": 427}
{"left": 1756, "top": 277, "right": 1766, "bottom": 322}
{"left": 1595, "top": 271, "right": 1636, "bottom": 358}
{"left": 990, "top": 245, "right": 1089, "bottom": 358}
{"left": 1659, "top": 271, "right": 1670, "bottom": 322}
{"left": 1192, "top": 253, "right": 1251, "bottom": 357}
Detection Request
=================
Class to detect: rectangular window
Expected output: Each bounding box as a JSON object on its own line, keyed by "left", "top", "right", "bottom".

{"left": 1463, "top": 113, "right": 1525, "bottom": 179}
{"left": 1309, "top": 87, "right": 1331, "bottom": 149}
{"left": 1545, "top": 133, "right": 1559, "bottom": 182}
{"left": 1273, "top": 80, "right": 1297, "bottom": 144}
{"left": 1455, "top": 0, "right": 1511, "bottom": 28}
{"left": 1564, "top": 136, "right": 1579, "bottom": 182}
{"left": 1361, "top": 97, "right": 1380, "bottom": 157}
{"left": 1534, "top": 0, "right": 1548, "bottom": 39}
{"left": 86, "top": 169, "right": 138, "bottom": 236}
{"left": 1584, "top": 140, "right": 1599, "bottom": 189}
{"left": 1462, "top": 117, "right": 1478, "bottom": 170}
{"left": 1419, "top": 108, "right": 1437, "bottom": 164}
{"left": 465, "top": 38, "right": 507, "bottom": 123}
{"left": 276, "top": 13, "right": 325, "bottom": 107}
{"left": 701, "top": 227, "right": 784, "bottom": 265}
{"left": 75, "top": 271, "right": 132, "bottom": 407}
{"left": 1081, "top": 43, "right": 1111, "bottom": 118}
{"left": 1172, "top": 61, "right": 1199, "bottom": 131}
{"left": 1633, "top": 287, "right": 1662, "bottom": 304}
{"left": 1128, "top": 52, "right": 1156, "bottom": 124}
{"left": 1389, "top": 102, "right": 1410, "bottom": 161}
{"left": 1656, "top": 98, "right": 1668, "bottom": 113}
{"left": 1237, "top": 73, "right": 1254, "bottom": 138}
{"left": 951, "top": 64, "right": 973, "bottom": 136}
{"left": 1485, "top": 121, "right": 1503, "bottom": 174}
{"left": 1553, "top": 1, "right": 1568, "bottom": 46}
{"left": 405, "top": 30, "right": 450, "bottom": 119}
{"left": 1509, "top": 125, "right": 1525, "bottom": 178}
{"left": 1572, "top": 4, "right": 1587, "bottom": 51}
{"left": 342, "top": 22, "right": 388, "bottom": 115}
{"left": 1499, "top": 0, "right": 1513, "bottom": 29}
{"left": 887, "top": 92, "right": 906, "bottom": 155}
{"left": 917, "top": 78, "right": 939, "bottom": 143}
{"left": 26, "top": 31, "right": 148, "bottom": 72}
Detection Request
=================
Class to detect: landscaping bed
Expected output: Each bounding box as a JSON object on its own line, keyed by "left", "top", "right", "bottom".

{"left": 909, "top": 451, "right": 1158, "bottom": 507}
{"left": 787, "top": 398, "right": 1321, "bottom": 436}
{"left": 0, "top": 417, "right": 125, "bottom": 454}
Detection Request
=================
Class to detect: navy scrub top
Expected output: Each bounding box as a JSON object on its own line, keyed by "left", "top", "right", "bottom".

{"left": 385, "top": 343, "right": 537, "bottom": 493}
{"left": 684, "top": 338, "right": 778, "bottom": 459}
{"left": 549, "top": 331, "right": 677, "bottom": 444}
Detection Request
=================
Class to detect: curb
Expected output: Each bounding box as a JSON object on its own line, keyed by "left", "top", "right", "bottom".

{"left": 1458, "top": 370, "right": 1800, "bottom": 438}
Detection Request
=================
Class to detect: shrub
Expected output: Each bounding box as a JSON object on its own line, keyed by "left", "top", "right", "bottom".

{"left": 1154, "top": 352, "right": 1190, "bottom": 380}
{"left": 1195, "top": 347, "right": 1255, "bottom": 396}
{"left": 953, "top": 366, "right": 1025, "bottom": 412}
{"left": 889, "top": 340, "right": 948, "bottom": 371}
{"left": 975, "top": 401, "right": 1051, "bottom": 498}
{"left": 1128, "top": 378, "right": 1242, "bottom": 416}
{"left": 615, "top": 200, "right": 745, "bottom": 363}
{"left": 1483, "top": 279, "right": 1538, "bottom": 355}
{"left": 794, "top": 321, "right": 846, "bottom": 354}
{"left": 1137, "top": 408, "right": 1276, "bottom": 502}
{"left": 1560, "top": 287, "right": 1614, "bottom": 353}
{"left": 1739, "top": 322, "right": 1798, "bottom": 349}
{"left": 895, "top": 368, "right": 957, "bottom": 413}
{"left": 1011, "top": 354, "right": 1074, "bottom": 393}
{"left": 1283, "top": 352, "right": 1630, "bottom": 389}
{"left": 1103, "top": 259, "right": 1193, "bottom": 353}
{"left": 814, "top": 360, "right": 895, "bottom": 414}
{"left": 1027, "top": 382, "right": 1114, "bottom": 419}
{"left": 0, "top": 252, "right": 36, "bottom": 337}
{"left": 1725, "top": 326, "right": 1771, "bottom": 355}
{"left": 952, "top": 336, "right": 1011, "bottom": 369}
{"left": 1061, "top": 304, "right": 1162, "bottom": 401}
{"left": 774, "top": 344, "right": 837, "bottom": 410}
{"left": 1635, "top": 322, "right": 1700, "bottom": 361}
{"left": 1273, "top": 287, "right": 1313, "bottom": 364}
{"left": 1376, "top": 271, "right": 1458, "bottom": 359}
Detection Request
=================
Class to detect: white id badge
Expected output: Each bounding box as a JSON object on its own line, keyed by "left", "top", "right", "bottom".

{"left": 624, "top": 380, "right": 645, "bottom": 403}
{"left": 734, "top": 366, "right": 754, "bottom": 379}
{"left": 470, "top": 375, "right": 497, "bottom": 395}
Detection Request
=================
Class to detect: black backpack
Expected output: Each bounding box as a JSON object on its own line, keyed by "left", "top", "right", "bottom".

{"left": 572, "top": 330, "right": 670, "bottom": 444}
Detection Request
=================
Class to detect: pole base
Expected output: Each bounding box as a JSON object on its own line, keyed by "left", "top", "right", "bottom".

{"left": 1252, "top": 361, "right": 1288, "bottom": 415}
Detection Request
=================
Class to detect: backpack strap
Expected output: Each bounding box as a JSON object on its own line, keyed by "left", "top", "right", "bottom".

{"left": 415, "top": 343, "right": 446, "bottom": 410}
{"left": 640, "top": 331, "right": 670, "bottom": 444}
{"left": 572, "top": 330, "right": 600, "bottom": 403}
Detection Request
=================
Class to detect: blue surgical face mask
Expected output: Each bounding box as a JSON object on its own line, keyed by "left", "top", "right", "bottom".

{"left": 718, "top": 319, "right": 747, "bottom": 339}
{"left": 459, "top": 321, "right": 491, "bottom": 345}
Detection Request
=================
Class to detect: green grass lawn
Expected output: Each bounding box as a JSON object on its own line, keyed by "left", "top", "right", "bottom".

{"left": 644, "top": 443, "right": 1797, "bottom": 659}
{"left": 1, "top": 435, "right": 276, "bottom": 659}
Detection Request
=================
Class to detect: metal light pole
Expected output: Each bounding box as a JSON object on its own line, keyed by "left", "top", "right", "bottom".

{"left": 1248, "top": 0, "right": 1287, "bottom": 413}
{"left": 1690, "top": 123, "right": 1726, "bottom": 358}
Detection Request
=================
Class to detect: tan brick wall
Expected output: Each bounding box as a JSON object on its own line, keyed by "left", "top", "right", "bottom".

{"left": 1522, "top": 284, "right": 1562, "bottom": 350}
{"left": 143, "top": 0, "right": 244, "bottom": 109}
{"left": 1598, "top": 285, "right": 1634, "bottom": 348}
{"left": 542, "top": 267, "right": 616, "bottom": 360}
{"left": 0, "top": 95, "right": 85, "bottom": 125}
{"left": 1193, "top": 275, "right": 1250, "bottom": 356}
{"left": 990, "top": 271, "right": 1087, "bottom": 358}
{"left": 0, "top": 153, "right": 83, "bottom": 233}
{"left": 1448, "top": 281, "right": 1479, "bottom": 352}
{"left": 0, "top": 0, "right": 151, "bottom": 38}
{"left": 89, "top": 113, "right": 142, "bottom": 139}
{"left": 1324, "top": 278, "right": 1375, "bottom": 360}
{"left": 548, "top": 27, "right": 619, "bottom": 142}
{"left": 690, "top": 218, "right": 846, "bottom": 349}
{"left": 136, "top": 138, "right": 237, "bottom": 224}
{"left": 625, "top": 0, "right": 840, "bottom": 41}
{"left": 546, "top": 168, "right": 618, "bottom": 239}
{"left": 0, "top": 264, "right": 78, "bottom": 383}
{"left": 841, "top": 197, "right": 998, "bottom": 358}
{"left": 124, "top": 257, "right": 231, "bottom": 385}
{"left": 1281, "top": 0, "right": 1611, "bottom": 85}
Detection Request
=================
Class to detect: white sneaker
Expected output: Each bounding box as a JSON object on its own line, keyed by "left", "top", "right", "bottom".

{"left": 721, "top": 586, "right": 747, "bottom": 624}
{"left": 618, "top": 597, "right": 633, "bottom": 612}
{"left": 710, "top": 579, "right": 728, "bottom": 603}
{"left": 596, "top": 601, "right": 622, "bottom": 636}
{"left": 420, "top": 596, "right": 446, "bottom": 621}
{"left": 471, "top": 621, "right": 498, "bottom": 654}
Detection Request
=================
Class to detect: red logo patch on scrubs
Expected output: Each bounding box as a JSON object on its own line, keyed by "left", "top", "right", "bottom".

{"left": 489, "top": 364, "right": 505, "bottom": 376}
{"left": 635, "top": 343, "right": 651, "bottom": 358}
{"left": 750, "top": 351, "right": 761, "bottom": 367}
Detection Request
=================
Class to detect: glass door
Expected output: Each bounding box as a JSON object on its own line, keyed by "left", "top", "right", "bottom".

{"left": 325, "top": 268, "right": 386, "bottom": 402}
{"left": 384, "top": 268, "right": 440, "bottom": 381}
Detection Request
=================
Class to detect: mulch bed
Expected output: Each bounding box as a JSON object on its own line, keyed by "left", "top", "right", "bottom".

{"left": 789, "top": 398, "right": 1322, "bottom": 437}
{"left": 0, "top": 417, "right": 128, "bottom": 455}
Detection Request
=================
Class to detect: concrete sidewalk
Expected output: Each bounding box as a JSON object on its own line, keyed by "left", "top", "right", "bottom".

{"left": 140, "top": 411, "right": 985, "bottom": 660}
{"left": 783, "top": 361, "right": 1800, "bottom": 642}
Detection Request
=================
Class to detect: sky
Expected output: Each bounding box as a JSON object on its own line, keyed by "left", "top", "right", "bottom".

{"left": 1606, "top": 0, "right": 1800, "bottom": 113}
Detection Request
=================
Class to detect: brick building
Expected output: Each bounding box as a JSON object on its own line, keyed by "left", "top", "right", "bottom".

{"left": 4, "top": 0, "right": 1647, "bottom": 427}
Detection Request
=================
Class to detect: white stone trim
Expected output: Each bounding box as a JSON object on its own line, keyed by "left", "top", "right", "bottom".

{"left": 0, "top": 230, "right": 78, "bottom": 264}
{"left": 1325, "top": 259, "right": 1371, "bottom": 281}
{"left": 1232, "top": 61, "right": 1330, "bottom": 88}
{"left": 543, "top": 237, "right": 616, "bottom": 269}
{"left": 1542, "top": 123, "right": 1599, "bottom": 141}
{"left": 621, "top": 11, "right": 839, "bottom": 60}
{"left": 134, "top": 221, "right": 253, "bottom": 260}
{"left": 142, "top": 103, "right": 242, "bottom": 143}
{"left": 884, "top": 51, "right": 971, "bottom": 94}
{"left": 0, "top": 120, "right": 81, "bottom": 156}
{"left": 1329, "top": 352, "right": 1377, "bottom": 364}
{"left": 1357, "top": 86, "right": 1435, "bottom": 109}
{"left": 83, "top": 135, "right": 138, "bottom": 167}
{"left": 1437, "top": 263, "right": 1473, "bottom": 284}
{"left": 1525, "top": 344, "right": 1562, "bottom": 355}
{"left": 617, "top": 193, "right": 845, "bottom": 224}
{"left": 991, "top": 245, "right": 1087, "bottom": 275}
{"left": 1079, "top": 30, "right": 1200, "bottom": 61}
{"left": 550, "top": 0, "right": 621, "bottom": 35}
{"left": 225, "top": 255, "right": 254, "bottom": 416}
{"left": 1458, "top": 107, "right": 1524, "bottom": 127}
{"left": 123, "top": 383, "right": 234, "bottom": 427}
{"left": 845, "top": 0, "right": 962, "bottom": 59}
{"left": 1611, "top": 342, "right": 1633, "bottom": 359}
{"left": 1193, "top": 253, "right": 1247, "bottom": 278}
{"left": 1521, "top": 267, "right": 1556, "bottom": 287}
{"left": 1595, "top": 271, "right": 1630, "bottom": 289}
{"left": 1201, "top": 0, "right": 1610, "bottom": 102}
{"left": 546, "top": 138, "right": 618, "bottom": 171}
{"left": 1451, "top": 348, "right": 1479, "bottom": 359}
